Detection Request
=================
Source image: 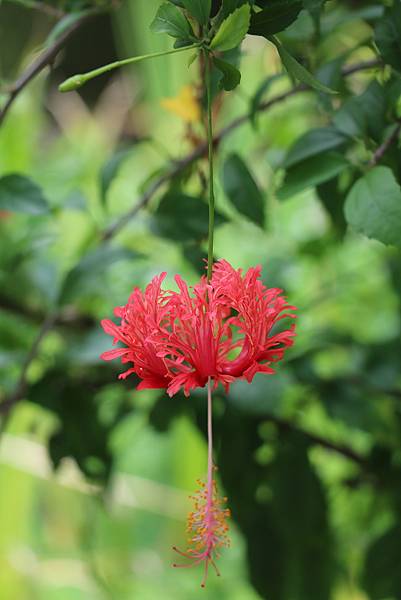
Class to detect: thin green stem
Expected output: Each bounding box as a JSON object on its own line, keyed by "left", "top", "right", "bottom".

{"left": 204, "top": 50, "right": 215, "bottom": 283}
{"left": 204, "top": 50, "right": 216, "bottom": 520}
{"left": 59, "top": 43, "right": 201, "bottom": 92}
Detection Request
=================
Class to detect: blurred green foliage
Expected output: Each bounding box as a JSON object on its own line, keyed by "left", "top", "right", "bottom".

{"left": 1, "top": 0, "right": 401, "bottom": 599}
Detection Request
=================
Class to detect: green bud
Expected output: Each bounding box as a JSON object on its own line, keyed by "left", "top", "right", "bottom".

{"left": 58, "top": 74, "right": 86, "bottom": 93}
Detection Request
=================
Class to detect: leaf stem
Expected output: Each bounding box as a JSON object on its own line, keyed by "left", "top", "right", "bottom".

{"left": 204, "top": 50, "right": 215, "bottom": 282}
{"left": 59, "top": 43, "right": 201, "bottom": 92}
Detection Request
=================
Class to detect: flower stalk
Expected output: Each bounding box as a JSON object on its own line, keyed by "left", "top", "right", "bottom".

{"left": 172, "top": 49, "right": 233, "bottom": 587}
{"left": 204, "top": 50, "right": 215, "bottom": 284}
{"left": 205, "top": 50, "right": 216, "bottom": 568}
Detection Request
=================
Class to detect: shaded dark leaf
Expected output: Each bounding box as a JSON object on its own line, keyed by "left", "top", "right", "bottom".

{"left": 273, "top": 38, "right": 336, "bottom": 94}
{"left": 316, "top": 176, "right": 347, "bottom": 234}
{"left": 151, "top": 192, "right": 226, "bottom": 242}
{"left": 278, "top": 152, "right": 350, "bottom": 200}
{"left": 375, "top": 2, "right": 401, "bottom": 73}
{"left": 150, "top": 2, "right": 194, "bottom": 39}
{"left": 182, "top": 0, "right": 211, "bottom": 25}
{"left": 28, "top": 367, "right": 129, "bottom": 483}
{"left": 59, "top": 245, "right": 141, "bottom": 304}
{"left": 222, "top": 153, "right": 265, "bottom": 226}
{"left": 213, "top": 56, "right": 241, "bottom": 91}
{"left": 333, "top": 81, "right": 387, "bottom": 143}
{"left": 363, "top": 524, "right": 401, "bottom": 600}
{"left": 283, "top": 127, "right": 348, "bottom": 169}
{"left": 0, "top": 174, "right": 49, "bottom": 215}
{"left": 249, "top": 0, "right": 302, "bottom": 38}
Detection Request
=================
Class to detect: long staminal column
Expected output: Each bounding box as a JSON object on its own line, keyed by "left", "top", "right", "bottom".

{"left": 173, "top": 379, "right": 230, "bottom": 587}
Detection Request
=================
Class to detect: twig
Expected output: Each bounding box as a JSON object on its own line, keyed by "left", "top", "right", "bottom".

{"left": 102, "top": 147, "right": 205, "bottom": 241}
{"left": 262, "top": 414, "right": 366, "bottom": 465}
{"left": 369, "top": 119, "right": 401, "bottom": 166}
{"left": 0, "top": 9, "right": 103, "bottom": 127}
{"left": 0, "top": 314, "right": 56, "bottom": 423}
{"left": 102, "top": 58, "right": 382, "bottom": 241}
{"left": 2, "top": 0, "right": 65, "bottom": 18}
{"left": 0, "top": 292, "right": 95, "bottom": 329}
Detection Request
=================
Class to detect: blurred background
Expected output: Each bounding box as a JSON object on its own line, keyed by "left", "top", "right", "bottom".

{"left": 1, "top": 0, "right": 401, "bottom": 598}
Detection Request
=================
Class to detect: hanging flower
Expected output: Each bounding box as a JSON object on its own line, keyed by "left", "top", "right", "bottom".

{"left": 100, "top": 259, "right": 296, "bottom": 395}
{"left": 100, "top": 259, "right": 296, "bottom": 586}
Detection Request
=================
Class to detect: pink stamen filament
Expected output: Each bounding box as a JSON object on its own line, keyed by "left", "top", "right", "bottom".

{"left": 173, "top": 378, "right": 230, "bottom": 587}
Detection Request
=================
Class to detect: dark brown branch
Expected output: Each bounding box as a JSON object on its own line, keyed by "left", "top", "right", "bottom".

{"left": 0, "top": 9, "right": 103, "bottom": 127}
{"left": 0, "top": 292, "right": 44, "bottom": 323}
{"left": 6, "top": 0, "right": 65, "bottom": 18}
{"left": 102, "top": 146, "right": 206, "bottom": 241}
{"left": 370, "top": 119, "right": 401, "bottom": 166}
{"left": 102, "top": 58, "right": 382, "bottom": 241}
{"left": 263, "top": 414, "right": 366, "bottom": 465}
{"left": 0, "top": 292, "right": 95, "bottom": 329}
{"left": 30, "top": 1, "right": 64, "bottom": 17}
{"left": 0, "top": 314, "right": 56, "bottom": 421}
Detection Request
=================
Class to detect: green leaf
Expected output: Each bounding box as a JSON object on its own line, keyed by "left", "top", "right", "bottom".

{"left": 333, "top": 81, "right": 387, "bottom": 142}
{"left": 150, "top": 2, "right": 194, "bottom": 39}
{"left": 182, "top": 0, "right": 211, "bottom": 25}
{"left": 303, "top": 0, "right": 325, "bottom": 9}
{"left": 0, "top": 174, "right": 49, "bottom": 215}
{"left": 209, "top": 4, "right": 251, "bottom": 51}
{"left": 303, "top": 0, "right": 326, "bottom": 23}
{"left": 273, "top": 38, "right": 337, "bottom": 94}
{"left": 59, "top": 246, "right": 140, "bottom": 304}
{"left": 333, "top": 97, "right": 368, "bottom": 139}
{"left": 216, "top": 0, "right": 248, "bottom": 24}
{"left": 249, "top": 73, "right": 282, "bottom": 128}
{"left": 63, "top": 191, "right": 87, "bottom": 212}
{"left": 363, "top": 524, "right": 401, "bottom": 600}
{"left": 283, "top": 127, "right": 348, "bottom": 168}
{"left": 213, "top": 56, "right": 241, "bottom": 91}
{"left": 173, "top": 38, "right": 195, "bottom": 48}
{"left": 249, "top": 0, "right": 302, "bottom": 38}
{"left": 267, "top": 433, "right": 334, "bottom": 600}
{"left": 222, "top": 154, "right": 265, "bottom": 226}
{"left": 182, "top": 243, "right": 207, "bottom": 275}
{"left": 151, "top": 192, "right": 226, "bottom": 242}
{"left": 344, "top": 166, "right": 401, "bottom": 248}
{"left": 29, "top": 367, "right": 128, "bottom": 483}
{"left": 375, "top": 2, "right": 401, "bottom": 72}
{"left": 228, "top": 371, "right": 292, "bottom": 415}
{"left": 316, "top": 177, "right": 347, "bottom": 233}
{"left": 278, "top": 152, "right": 349, "bottom": 200}
{"left": 218, "top": 415, "right": 334, "bottom": 600}
{"left": 100, "top": 148, "right": 133, "bottom": 209}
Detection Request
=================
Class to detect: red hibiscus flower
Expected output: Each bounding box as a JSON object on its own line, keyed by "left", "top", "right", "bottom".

{"left": 100, "top": 260, "right": 296, "bottom": 396}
